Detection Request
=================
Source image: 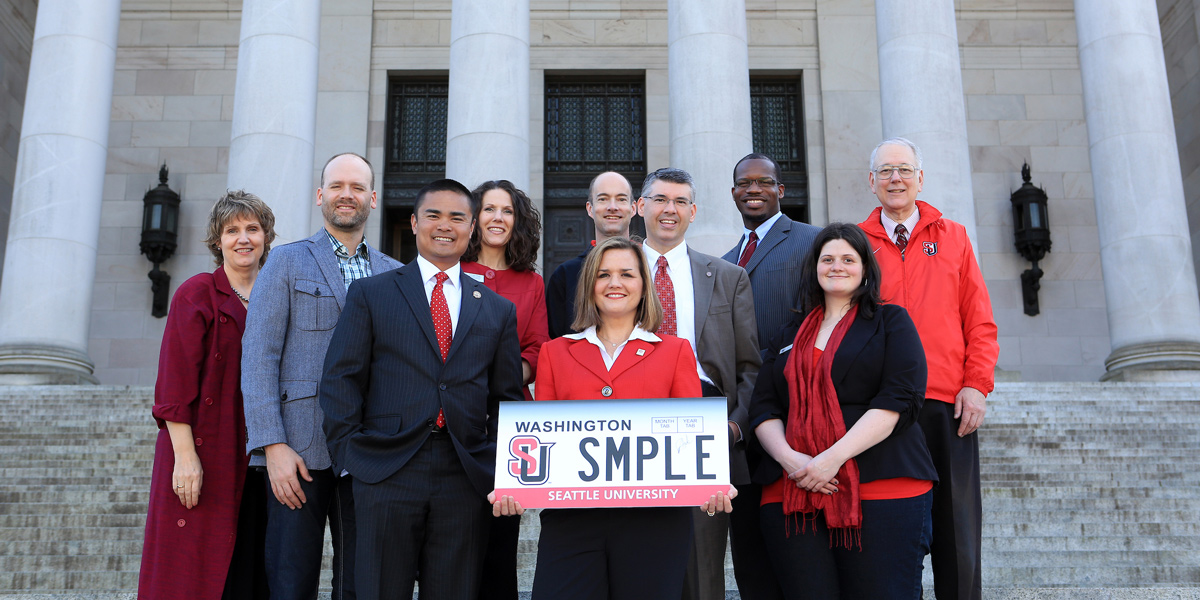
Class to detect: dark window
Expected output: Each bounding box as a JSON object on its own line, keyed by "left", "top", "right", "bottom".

{"left": 381, "top": 77, "right": 448, "bottom": 262}
{"left": 543, "top": 76, "right": 647, "bottom": 275}
{"left": 750, "top": 77, "right": 809, "bottom": 223}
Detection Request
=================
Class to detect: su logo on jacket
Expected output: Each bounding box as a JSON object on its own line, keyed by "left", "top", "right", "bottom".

{"left": 508, "top": 435, "right": 554, "bottom": 485}
{"left": 922, "top": 241, "right": 938, "bottom": 256}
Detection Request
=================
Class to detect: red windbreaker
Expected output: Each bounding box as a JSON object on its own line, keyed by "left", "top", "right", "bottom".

{"left": 859, "top": 201, "right": 999, "bottom": 403}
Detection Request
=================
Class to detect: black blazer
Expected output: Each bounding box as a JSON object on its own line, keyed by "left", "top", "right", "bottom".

{"left": 319, "top": 262, "right": 525, "bottom": 495}
{"left": 748, "top": 303, "right": 937, "bottom": 486}
{"left": 545, "top": 247, "right": 589, "bottom": 339}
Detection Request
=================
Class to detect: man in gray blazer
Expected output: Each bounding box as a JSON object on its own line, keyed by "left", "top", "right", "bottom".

{"left": 637, "top": 168, "right": 760, "bottom": 600}
{"left": 720, "top": 153, "right": 820, "bottom": 600}
{"left": 242, "top": 152, "right": 402, "bottom": 600}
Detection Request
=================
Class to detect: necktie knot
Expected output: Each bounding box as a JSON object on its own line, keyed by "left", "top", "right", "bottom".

{"left": 894, "top": 224, "right": 909, "bottom": 253}
{"left": 656, "top": 255, "right": 669, "bottom": 272}
{"left": 737, "top": 231, "right": 759, "bottom": 268}
{"left": 435, "top": 271, "right": 449, "bottom": 285}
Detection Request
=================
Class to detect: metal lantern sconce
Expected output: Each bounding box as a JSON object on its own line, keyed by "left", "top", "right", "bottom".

{"left": 140, "top": 164, "right": 181, "bottom": 318}
{"left": 1010, "top": 162, "right": 1052, "bottom": 316}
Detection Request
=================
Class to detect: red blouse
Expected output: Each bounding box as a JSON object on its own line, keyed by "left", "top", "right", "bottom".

{"left": 462, "top": 262, "right": 549, "bottom": 399}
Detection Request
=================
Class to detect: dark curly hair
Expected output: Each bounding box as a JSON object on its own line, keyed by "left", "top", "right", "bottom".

{"left": 797, "top": 222, "right": 883, "bottom": 320}
{"left": 462, "top": 180, "right": 542, "bottom": 272}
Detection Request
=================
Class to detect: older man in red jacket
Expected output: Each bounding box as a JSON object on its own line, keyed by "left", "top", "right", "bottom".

{"left": 859, "top": 137, "right": 998, "bottom": 600}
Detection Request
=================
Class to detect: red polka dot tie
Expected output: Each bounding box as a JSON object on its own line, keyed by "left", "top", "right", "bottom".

{"left": 655, "top": 256, "right": 677, "bottom": 337}
{"left": 431, "top": 272, "right": 451, "bottom": 428}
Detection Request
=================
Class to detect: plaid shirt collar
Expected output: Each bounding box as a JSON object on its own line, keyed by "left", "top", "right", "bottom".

{"left": 325, "top": 229, "right": 373, "bottom": 290}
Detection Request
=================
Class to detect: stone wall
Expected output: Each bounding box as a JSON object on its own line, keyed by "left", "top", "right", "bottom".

{"left": 1160, "top": 0, "right": 1200, "bottom": 297}
{"left": 78, "top": 0, "right": 1122, "bottom": 383}
{"left": 0, "top": 0, "right": 37, "bottom": 274}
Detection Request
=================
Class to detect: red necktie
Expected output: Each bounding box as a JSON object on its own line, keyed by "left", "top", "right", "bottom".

{"left": 737, "top": 231, "right": 758, "bottom": 268}
{"left": 431, "top": 272, "right": 451, "bottom": 427}
{"left": 655, "top": 256, "right": 677, "bottom": 337}
{"left": 894, "top": 224, "right": 909, "bottom": 255}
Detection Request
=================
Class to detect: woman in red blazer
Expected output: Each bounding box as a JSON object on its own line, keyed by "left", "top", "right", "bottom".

{"left": 461, "top": 180, "right": 550, "bottom": 600}
{"left": 138, "top": 191, "right": 275, "bottom": 600}
{"left": 491, "top": 237, "right": 733, "bottom": 600}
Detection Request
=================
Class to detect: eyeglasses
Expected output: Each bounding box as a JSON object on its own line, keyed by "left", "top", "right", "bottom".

{"left": 734, "top": 177, "right": 778, "bottom": 189}
{"left": 646, "top": 195, "right": 693, "bottom": 208}
{"left": 873, "top": 165, "right": 918, "bottom": 179}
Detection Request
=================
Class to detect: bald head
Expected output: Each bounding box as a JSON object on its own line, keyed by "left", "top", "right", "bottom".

{"left": 586, "top": 171, "right": 635, "bottom": 241}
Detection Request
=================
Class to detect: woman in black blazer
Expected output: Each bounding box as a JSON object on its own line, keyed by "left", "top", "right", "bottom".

{"left": 749, "top": 222, "right": 937, "bottom": 600}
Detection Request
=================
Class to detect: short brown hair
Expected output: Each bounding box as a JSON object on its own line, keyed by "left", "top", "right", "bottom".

{"left": 203, "top": 190, "right": 277, "bottom": 266}
{"left": 571, "top": 237, "right": 663, "bottom": 333}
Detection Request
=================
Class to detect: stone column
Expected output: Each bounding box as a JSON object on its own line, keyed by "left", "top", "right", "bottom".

{"left": 445, "top": 0, "right": 530, "bottom": 192}
{"left": 1075, "top": 0, "right": 1200, "bottom": 380}
{"left": 227, "top": 0, "right": 321, "bottom": 243}
{"left": 668, "top": 0, "right": 752, "bottom": 255}
{"left": 0, "top": 0, "right": 122, "bottom": 384}
{"left": 875, "top": 0, "right": 977, "bottom": 243}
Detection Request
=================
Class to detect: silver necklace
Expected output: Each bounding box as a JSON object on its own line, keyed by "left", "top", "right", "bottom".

{"left": 232, "top": 287, "right": 250, "bottom": 303}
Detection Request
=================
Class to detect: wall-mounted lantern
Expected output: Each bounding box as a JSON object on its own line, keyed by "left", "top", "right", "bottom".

{"left": 1010, "top": 162, "right": 1052, "bottom": 316}
{"left": 139, "top": 164, "right": 180, "bottom": 318}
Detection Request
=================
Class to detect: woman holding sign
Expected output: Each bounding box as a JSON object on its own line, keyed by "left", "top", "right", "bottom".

{"left": 490, "top": 236, "right": 733, "bottom": 599}
{"left": 749, "top": 223, "right": 936, "bottom": 600}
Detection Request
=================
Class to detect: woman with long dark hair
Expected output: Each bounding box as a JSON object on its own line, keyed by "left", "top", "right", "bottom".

{"left": 749, "top": 222, "right": 936, "bottom": 599}
{"left": 462, "top": 180, "right": 549, "bottom": 600}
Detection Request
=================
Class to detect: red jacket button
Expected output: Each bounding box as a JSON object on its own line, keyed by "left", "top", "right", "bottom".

{"left": 194, "top": 437, "right": 203, "bottom": 446}
{"left": 219, "top": 316, "right": 227, "bottom": 323}
{"left": 177, "top": 519, "right": 186, "bottom": 527}
{"left": 214, "top": 353, "right": 222, "bottom": 361}
{"left": 204, "top": 397, "right": 214, "bottom": 406}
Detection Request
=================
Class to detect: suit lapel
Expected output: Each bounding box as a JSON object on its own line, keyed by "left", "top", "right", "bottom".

{"left": 608, "top": 339, "right": 656, "bottom": 381}
{"left": 830, "top": 313, "right": 873, "bottom": 385}
{"left": 568, "top": 338, "right": 613, "bottom": 384}
{"left": 744, "top": 215, "right": 792, "bottom": 274}
{"left": 446, "top": 273, "right": 482, "bottom": 364}
{"left": 308, "top": 230, "right": 349, "bottom": 310}
{"left": 689, "top": 249, "right": 714, "bottom": 341}
{"left": 395, "top": 263, "right": 442, "bottom": 358}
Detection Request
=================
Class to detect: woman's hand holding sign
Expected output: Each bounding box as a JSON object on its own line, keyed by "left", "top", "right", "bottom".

{"left": 487, "top": 490, "right": 525, "bottom": 517}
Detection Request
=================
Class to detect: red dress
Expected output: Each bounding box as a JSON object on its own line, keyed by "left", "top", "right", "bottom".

{"left": 462, "top": 262, "right": 549, "bottom": 400}
{"left": 138, "top": 267, "right": 252, "bottom": 600}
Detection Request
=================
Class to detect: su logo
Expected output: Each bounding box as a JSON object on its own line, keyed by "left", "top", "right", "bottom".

{"left": 508, "top": 435, "right": 555, "bottom": 485}
{"left": 922, "top": 241, "right": 938, "bottom": 256}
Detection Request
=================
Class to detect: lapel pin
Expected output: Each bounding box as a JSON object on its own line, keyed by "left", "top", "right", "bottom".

{"left": 473, "top": 290, "right": 481, "bottom": 299}
{"left": 636, "top": 348, "right": 645, "bottom": 356}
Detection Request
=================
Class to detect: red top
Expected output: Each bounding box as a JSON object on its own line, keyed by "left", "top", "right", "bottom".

{"left": 761, "top": 346, "right": 931, "bottom": 504}
{"left": 139, "top": 267, "right": 251, "bottom": 600}
{"left": 534, "top": 333, "right": 702, "bottom": 401}
{"left": 462, "top": 262, "right": 550, "bottom": 400}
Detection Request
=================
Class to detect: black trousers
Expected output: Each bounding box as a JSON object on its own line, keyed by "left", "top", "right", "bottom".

{"left": 223, "top": 468, "right": 269, "bottom": 600}
{"left": 353, "top": 433, "right": 491, "bottom": 600}
{"left": 533, "top": 507, "right": 693, "bottom": 600}
{"left": 479, "top": 513, "right": 521, "bottom": 600}
{"left": 729, "top": 482, "right": 784, "bottom": 600}
{"left": 919, "top": 400, "right": 983, "bottom": 600}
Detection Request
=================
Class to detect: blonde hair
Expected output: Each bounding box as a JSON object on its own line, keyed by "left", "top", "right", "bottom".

{"left": 571, "top": 237, "right": 663, "bottom": 333}
{"left": 203, "top": 190, "right": 276, "bottom": 266}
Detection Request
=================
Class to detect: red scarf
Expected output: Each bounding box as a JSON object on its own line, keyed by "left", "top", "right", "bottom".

{"left": 782, "top": 305, "right": 862, "bottom": 547}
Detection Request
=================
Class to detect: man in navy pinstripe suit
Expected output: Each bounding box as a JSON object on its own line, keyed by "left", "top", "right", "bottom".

{"left": 320, "top": 179, "right": 524, "bottom": 600}
{"left": 721, "top": 153, "right": 821, "bottom": 600}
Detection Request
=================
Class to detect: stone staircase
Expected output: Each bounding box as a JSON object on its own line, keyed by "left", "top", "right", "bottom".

{"left": 0, "top": 383, "right": 1197, "bottom": 599}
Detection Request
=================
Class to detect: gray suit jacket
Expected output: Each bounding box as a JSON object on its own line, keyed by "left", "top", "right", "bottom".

{"left": 242, "top": 229, "right": 403, "bottom": 470}
{"left": 688, "top": 248, "right": 760, "bottom": 485}
{"left": 721, "top": 214, "right": 821, "bottom": 350}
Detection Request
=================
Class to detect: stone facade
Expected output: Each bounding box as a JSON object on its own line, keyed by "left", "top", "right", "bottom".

{"left": 3, "top": 0, "right": 1199, "bottom": 384}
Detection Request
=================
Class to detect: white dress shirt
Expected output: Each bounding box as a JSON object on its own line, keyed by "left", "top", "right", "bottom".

{"left": 881, "top": 207, "right": 920, "bottom": 245}
{"left": 737, "top": 210, "right": 785, "bottom": 259}
{"left": 643, "top": 242, "right": 714, "bottom": 385}
{"left": 564, "top": 326, "right": 660, "bottom": 370}
{"left": 416, "top": 255, "right": 462, "bottom": 335}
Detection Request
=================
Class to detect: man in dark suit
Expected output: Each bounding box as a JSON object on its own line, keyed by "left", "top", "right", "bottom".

{"left": 243, "top": 152, "right": 402, "bottom": 600}
{"left": 319, "top": 179, "right": 524, "bottom": 600}
{"left": 545, "top": 171, "right": 635, "bottom": 338}
{"left": 721, "top": 153, "right": 820, "bottom": 600}
{"left": 637, "top": 168, "right": 760, "bottom": 600}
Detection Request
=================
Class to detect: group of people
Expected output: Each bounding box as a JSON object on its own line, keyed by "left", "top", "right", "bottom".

{"left": 138, "top": 138, "right": 998, "bottom": 600}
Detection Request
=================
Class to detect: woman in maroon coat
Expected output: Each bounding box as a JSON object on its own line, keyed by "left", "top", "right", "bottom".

{"left": 139, "top": 191, "right": 275, "bottom": 600}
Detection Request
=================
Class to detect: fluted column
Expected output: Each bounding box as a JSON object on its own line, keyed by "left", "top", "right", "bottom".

{"left": 445, "top": 0, "right": 530, "bottom": 191}
{"left": 1075, "top": 0, "right": 1200, "bottom": 380}
{"left": 668, "top": 0, "right": 752, "bottom": 255}
{"left": 227, "top": 0, "right": 321, "bottom": 243}
{"left": 0, "top": 0, "right": 122, "bottom": 384}
{"left": 875, "top": 0, "right": 977, "bottom": 243}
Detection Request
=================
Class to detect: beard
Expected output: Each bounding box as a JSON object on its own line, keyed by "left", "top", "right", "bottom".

{"left": 323, "top": 202, "right": 370, "bottom": 231}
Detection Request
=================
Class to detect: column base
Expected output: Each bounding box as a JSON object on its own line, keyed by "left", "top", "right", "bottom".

{"left": 1101, "top": 341, "right": 1200, "bottom": 382}
{"left": 0, "top": 344, "right": 98, "bottom": 385}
